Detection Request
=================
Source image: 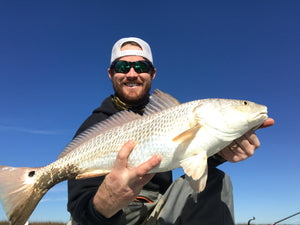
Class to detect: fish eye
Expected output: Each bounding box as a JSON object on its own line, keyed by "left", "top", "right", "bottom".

{"left": 243, "top": 101, "right": 248, "bottom": 106}
{"left": 28, "top": 171, "right": 35, "bottom": 177}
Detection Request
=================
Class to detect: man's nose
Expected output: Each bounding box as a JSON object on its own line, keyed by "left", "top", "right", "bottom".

{"left": 126, "top": 67, "right": 138, "bottom": 78}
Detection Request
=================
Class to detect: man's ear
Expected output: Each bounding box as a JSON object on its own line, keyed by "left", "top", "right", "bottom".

{"left": 108, "top": 68, "right": 113, "bottom": 80}
{"left": 151, "top": 68, "right": 157, "bottom": 80}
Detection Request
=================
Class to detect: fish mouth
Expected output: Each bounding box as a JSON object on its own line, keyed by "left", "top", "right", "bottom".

{"left": 255, "top": 111, "right": 268, "bottom": 121}
{"left": 255, "top": 105, "right": 268, "bottom": 119}
{"left": 258, "top": 110, "right": 268, "bottom": 116}
{"left": 249, "top": 111, "right": 268, "bottom": 130}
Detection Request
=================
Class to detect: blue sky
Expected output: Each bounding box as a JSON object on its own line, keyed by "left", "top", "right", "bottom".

{"left": 0, "top": 1, "right": 299, "bottom": 224}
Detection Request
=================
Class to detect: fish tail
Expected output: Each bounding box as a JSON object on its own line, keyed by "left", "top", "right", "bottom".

{"left": 0, "top": 165, "right": 47, "bottom": 225}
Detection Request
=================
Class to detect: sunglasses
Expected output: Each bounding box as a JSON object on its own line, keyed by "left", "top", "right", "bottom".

{"left": 111, "top": 60, "right": 153, "bottom": 74}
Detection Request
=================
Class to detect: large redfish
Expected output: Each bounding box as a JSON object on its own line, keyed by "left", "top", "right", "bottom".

{"left": 0, "top": 90, "right": 268, "bottom": 225}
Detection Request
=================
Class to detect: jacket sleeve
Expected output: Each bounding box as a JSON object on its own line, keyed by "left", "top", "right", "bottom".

{"left": 208, "top": 154, "right": 227, "bottom": 168}
{"left": 68, "top": 177, "right": 126, "bottom": 225}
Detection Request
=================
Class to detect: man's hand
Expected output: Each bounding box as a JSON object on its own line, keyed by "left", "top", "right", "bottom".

{"left": 93, "top": 140, "right": 161, "bottom": 218}
{"left": 218, "top": 118, "right": 275, "bottom": 163}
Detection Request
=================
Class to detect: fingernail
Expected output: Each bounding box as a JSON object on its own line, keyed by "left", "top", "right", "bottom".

{"left": 155, "top": 154, "right": 162, "bottom": 162}
{"left": 129, "top": 140, "right": 136, "bottom": 146}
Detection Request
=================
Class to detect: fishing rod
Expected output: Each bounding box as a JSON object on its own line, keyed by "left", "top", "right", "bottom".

{"left": 271, "top": 211, "right": 300, "bottom": 225}
{"left": 247, "top": 216, "right": 255, "bottom": 225}
{"left": 247, "top": 211, "right": 300, "bottom": 225}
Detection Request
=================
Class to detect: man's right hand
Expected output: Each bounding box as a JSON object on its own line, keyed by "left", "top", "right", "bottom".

{"left": 93, "top": 140, "right": 161, "bottom": 218}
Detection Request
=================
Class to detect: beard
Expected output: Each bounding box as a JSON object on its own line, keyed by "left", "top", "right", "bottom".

{"left": 112, "top": 77, "right": 152, "bottom": 105}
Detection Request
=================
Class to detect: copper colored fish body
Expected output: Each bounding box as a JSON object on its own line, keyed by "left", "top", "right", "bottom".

{"left": 0, "top": 90, "right": 268, "bottom": 225}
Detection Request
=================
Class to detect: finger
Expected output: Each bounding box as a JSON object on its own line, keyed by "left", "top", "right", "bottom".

{"left": 218, "top": 147, "right": 238, "bottom": 162}
{"left": 221, "top": 133, "right": 260, "bottom": 162}
{"left": 236, "top": 133, "right": 260, "bottom": 157}
{"left": 114, "top": 140, "right": 136, "bottom": 169}
{"left": 135, "top": 155, "right": 161, "bottom": 177}
{"left": 244, "top": 131, "right": 260, "bottom": 148}
{"left": 229, "top": 140, "right": 246, "bottom": 155}
{"left": 224, "top": 142, "right": 250, "bottom": 162}
{"left": 237, "top": 141, "right": 254, "bottom": 157}
{"left": 259, "top": 118, "right": 275, "bottom": 129}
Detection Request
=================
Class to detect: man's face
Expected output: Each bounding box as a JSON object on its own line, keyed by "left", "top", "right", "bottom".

{"left": 108, "top": 45, "right": 156, "bottom": 104}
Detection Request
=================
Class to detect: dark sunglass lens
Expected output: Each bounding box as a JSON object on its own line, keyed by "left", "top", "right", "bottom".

{"left": 134, "top": 61, "right": 150, "bottom": 73}
{"left": 113, "top": 61, "right": 152, "bottom": 74}
{"left": 114, "top": 61, "right": 130, "bottom": 73}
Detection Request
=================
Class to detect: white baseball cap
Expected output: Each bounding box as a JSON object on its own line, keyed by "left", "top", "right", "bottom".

{"left": 110, "top": 37, "right": 153, "bottom": 65}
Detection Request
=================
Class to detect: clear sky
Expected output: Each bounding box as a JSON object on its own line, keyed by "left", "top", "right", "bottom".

{"left": 0, "top": 1, "right": 299, "bottom": 224}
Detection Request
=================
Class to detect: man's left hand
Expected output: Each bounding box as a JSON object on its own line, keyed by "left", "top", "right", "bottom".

{"left": 218, "top": 118, "right": 274, "bottom": 163}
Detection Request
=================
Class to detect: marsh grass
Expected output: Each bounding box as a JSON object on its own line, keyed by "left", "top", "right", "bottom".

{"left": 0, "top": 222, "right": 261, "bottom": 225}
{"left": 0, "top": 222, "right": 282, "bottom": 225}
{"left": 0, "top": 223, "right": 279, "bottom": 225}
{"left": 0, "top": 222, "right": 66, "bottom": 225}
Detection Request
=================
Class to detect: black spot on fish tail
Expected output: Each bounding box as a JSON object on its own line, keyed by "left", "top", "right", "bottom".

{"left": 28, "top": 171, "right": 35, "bottom": 177}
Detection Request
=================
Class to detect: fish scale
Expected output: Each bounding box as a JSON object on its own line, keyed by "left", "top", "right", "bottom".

{"left": 68, "top": 102, "right": 194, "bottom": 173}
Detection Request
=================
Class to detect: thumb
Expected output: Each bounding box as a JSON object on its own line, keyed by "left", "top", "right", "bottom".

{"left": 259, "top": 118, "right": 275, "bottom": 129}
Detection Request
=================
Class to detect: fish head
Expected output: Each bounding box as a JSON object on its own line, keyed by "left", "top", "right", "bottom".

{"left": 233, "top": 99, "right": 268, "bottom": 130}
{"left": 193, "top": 99, "right": 268, "bottom": 140}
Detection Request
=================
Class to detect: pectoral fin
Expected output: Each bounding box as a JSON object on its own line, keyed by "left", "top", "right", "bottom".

{"left": 185, "top": 166, "right": 208, "bottom": 193}
{"left": 180, "top": 151, "right": 208, "bottom": 192}
{"left": 180, "top": 151, "right": 207, "bottom": 179}
{"left": 76, "top": 169, "right": 110, "bottom": 179}
{"left": 172, "top": 124, "right": 201, "bottom": 143}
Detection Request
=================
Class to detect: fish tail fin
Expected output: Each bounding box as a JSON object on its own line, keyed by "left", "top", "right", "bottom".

{"left": 0, "top": 165, "right": 47, "bottom": 225}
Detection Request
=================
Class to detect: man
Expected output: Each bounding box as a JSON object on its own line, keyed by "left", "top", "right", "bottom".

{"left": 68, "top": 37, "right": 274, "bottom": 225}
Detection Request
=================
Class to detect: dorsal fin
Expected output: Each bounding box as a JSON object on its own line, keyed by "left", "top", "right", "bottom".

{"left": 58, "top": 89, "right": 181, "bottom": 159}
{"left": 143, "top": 89, "right": 181, "bottom": 116}
{"left": 58, "top": 110, "right": 142, "bottom": 159}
